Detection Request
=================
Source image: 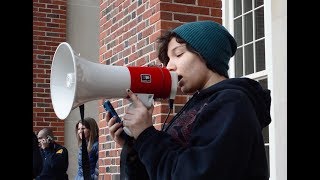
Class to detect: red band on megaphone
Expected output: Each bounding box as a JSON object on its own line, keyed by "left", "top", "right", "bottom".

{"left": 127, "top": 66, "right": 172, "bottom": 99}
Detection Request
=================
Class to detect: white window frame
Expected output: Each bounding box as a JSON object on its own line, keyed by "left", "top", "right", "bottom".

{"left": 222, "top": 1, "right": 287, "bottom": 180}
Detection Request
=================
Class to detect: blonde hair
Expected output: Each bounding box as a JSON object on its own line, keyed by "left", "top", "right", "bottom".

{"left": 75, "top": 117, "right": 99, "bottom": 152}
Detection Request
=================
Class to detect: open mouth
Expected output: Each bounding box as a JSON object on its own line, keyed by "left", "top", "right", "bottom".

{"left": 178, "top": 75, "right": 182, "bottom": 82}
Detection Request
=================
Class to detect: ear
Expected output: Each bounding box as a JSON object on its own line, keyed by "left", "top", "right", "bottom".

{"left": 47, "top": 135, "right": 53, "bottom": 141}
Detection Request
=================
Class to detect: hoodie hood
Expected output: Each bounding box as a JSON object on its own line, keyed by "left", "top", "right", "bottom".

{"left": 201, "top": 77, "right": 271, "bottom": 129}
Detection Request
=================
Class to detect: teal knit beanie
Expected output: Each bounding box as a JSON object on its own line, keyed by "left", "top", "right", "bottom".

{"left": 173, "top": 21, "right": 237, "bottom": 78}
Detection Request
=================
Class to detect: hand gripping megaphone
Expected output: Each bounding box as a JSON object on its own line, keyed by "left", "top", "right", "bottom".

{"left": 50, "top": 42, "right": 178, "bottom": 120}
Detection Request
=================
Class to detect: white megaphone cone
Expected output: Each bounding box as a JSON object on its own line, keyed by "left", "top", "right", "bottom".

{"left": 50, "top": 42, "right": 178, "bottom": 120}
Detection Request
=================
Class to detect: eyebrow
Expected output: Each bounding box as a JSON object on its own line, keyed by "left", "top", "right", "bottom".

{"left": 171, "top": 45, "right": 186, "bottom": 52}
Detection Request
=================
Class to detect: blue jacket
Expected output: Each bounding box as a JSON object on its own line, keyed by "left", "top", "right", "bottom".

{"left": 36, "top": 142, "right": 69, "bottom": 180}
{"left": 75, "top": 140, "right": 99, "bottom": 180}
{"left": 121, "top": 78, "right": 271, "bottom": 180}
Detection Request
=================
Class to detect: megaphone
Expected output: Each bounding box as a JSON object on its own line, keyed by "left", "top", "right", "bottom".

{"left": 50, "top": 42, "right": 178, "bottom": 120}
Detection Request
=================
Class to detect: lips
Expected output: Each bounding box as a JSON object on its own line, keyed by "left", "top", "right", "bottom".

{"left": 178, "top": 75, "right": 183, "bottom": 87}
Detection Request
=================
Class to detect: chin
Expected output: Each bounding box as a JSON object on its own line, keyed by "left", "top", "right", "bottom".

{"left": 181, "top": 87, "right": 197, "bottom": 94}
{"left": 181, "top": 87, "right": 190, "bottom": 94}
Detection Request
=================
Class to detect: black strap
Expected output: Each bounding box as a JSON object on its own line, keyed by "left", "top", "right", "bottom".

{"left": 80, "top": 104, "right": 91, "bottom": 180}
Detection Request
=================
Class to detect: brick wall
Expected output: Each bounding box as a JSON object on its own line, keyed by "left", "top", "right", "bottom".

{"left": 98, "top": 0, "right": 222, "bottom": 179}
{"left": 33, "top": 0, "right": 67, "bottom": 144}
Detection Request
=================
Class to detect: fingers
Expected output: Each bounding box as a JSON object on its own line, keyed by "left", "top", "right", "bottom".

{"left": 114, "top": 126, "right": 124, "bottom": 137}
{"left": 107, "top": 116, "right": 122, "bottom": 132}
{"left": 108, "top": 121, "right": 122, "bottom": 138}
{"left": 106, "top": 111, "right": 123, "bottom": 136}
{"left": 105, "top": 111, "right": 112, "bottom": 123}
{"left": 107, "top": 111, "right": 119, "bottom": 126}
{"left": 106, "top": 111, "right": 125, "bottom": 147}
{"left": 126, "top": 89, "right": 137, "bottom": 101}
{"left": 106, "top": 111, "right": 115, "bottom": 127}
{"left": 126, "top": 89, "right": 144, "bottom": 107}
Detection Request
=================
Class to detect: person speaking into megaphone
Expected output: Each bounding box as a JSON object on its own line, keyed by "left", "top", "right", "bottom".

{"left": 106, "top": 21, "right": 271, "bottom": 180}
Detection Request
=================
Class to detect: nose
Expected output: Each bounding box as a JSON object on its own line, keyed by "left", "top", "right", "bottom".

{"left": 166, "top": 60, "right": 176, "bottom": 71}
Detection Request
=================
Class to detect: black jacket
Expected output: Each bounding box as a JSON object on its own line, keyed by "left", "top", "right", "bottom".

{"left": 36, "top": 142, "right": 69, "bottom": 180}
{"left": 121, "top": 77, "right": 271, "bottom": 180}
{"left": 33, "top": 132, "right": 42, "bottom": 178}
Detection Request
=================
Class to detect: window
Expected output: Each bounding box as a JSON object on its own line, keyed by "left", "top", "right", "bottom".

{"left": 227, "top": 0, "right": 270, "bottom": 173}
{"left": 233, "top": 0, "right": 265, "bottom": 77}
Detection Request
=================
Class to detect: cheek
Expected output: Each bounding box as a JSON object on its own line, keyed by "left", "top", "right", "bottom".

{"left": 84, "top": 130, "right": 90, "bottom": 137}
{"left": 182, "top": 64, "right": 207, "bottom": 91}
{"left": 178, "top": 54, "right": 200, "bottom": 71}
{"left": 180, "top": 63, "right": 200, "bottom": 82}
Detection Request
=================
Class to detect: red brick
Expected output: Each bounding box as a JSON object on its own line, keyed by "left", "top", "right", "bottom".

{"left": 33, "top": 0, "right": 67, "bottom": 145}
{"left": 175, "top": 0, "right": 196, "bottom": 5}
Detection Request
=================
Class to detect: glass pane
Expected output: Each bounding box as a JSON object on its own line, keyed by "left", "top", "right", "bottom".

{"left": 244, "top": 43, "right": 254, "bottom": 75}
{"left": 259, "top": 77, "right": 269, "bottom": 171}
{"left": 255, "top": 0, "right": 264, "bottom": 8}
{"left": 244, "top": 0, "right": 252, "bottom": 13}
{"left": 234, "top": 0, "right": 242, "bottom": 17}
{"left": 244, "top": 12, "right": 253, "bottom": 44}
{"left": 235, "top": 47, "right": 243, "bottom": 77}
{"left": 256, "top": 39, "right": 265, "bottom": 71}
{"left": 265, "top": 145, "right": 270, "bottom": 172}
{"left": 255, "top": 7, "right": 265, "bottom": 39}
{"left": 258, "top": 77, "right": 268, "bottom": 89}
{"left": 262, "top": 125, "right": 269, "bottom": 143}
{"left": 234, "top": 18, "right": 243, "bottom": 46}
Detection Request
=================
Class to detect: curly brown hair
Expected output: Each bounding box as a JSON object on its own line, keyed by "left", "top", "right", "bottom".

{"left": 157, "top": 30, "right": 217, "bottom": 74}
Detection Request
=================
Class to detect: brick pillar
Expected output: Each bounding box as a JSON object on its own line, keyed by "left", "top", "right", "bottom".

{"left": 33, "top": 0, "right": 67, "bottom": 144}
{"left": 98, "top": 0, "right": 222, "bottom": 179}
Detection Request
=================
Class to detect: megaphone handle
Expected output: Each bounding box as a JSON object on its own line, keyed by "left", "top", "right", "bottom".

{"left": 135, "top": 93, "right": 154, "bottom": 108}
